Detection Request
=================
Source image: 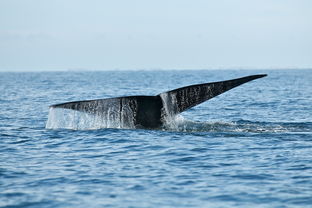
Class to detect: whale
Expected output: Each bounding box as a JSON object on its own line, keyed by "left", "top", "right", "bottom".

{"left": 50, "top": 74, "right": 267, "bottom": 129}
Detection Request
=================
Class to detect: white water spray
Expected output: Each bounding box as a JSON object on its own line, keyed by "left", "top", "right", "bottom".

{"left": 159, "top": 92, "right": 185, "bottom": 130}
{"left": 45, "top": 99, "right": 137, "bottom": 130}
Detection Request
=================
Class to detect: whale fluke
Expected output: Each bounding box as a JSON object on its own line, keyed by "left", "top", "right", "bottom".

{"left": 50, "top": 74, "right": 267, "bottom": 129}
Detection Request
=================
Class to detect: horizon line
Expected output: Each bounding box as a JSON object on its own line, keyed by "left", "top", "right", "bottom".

{"left": 0, "top": 67, "right": 311, "bottom": 73}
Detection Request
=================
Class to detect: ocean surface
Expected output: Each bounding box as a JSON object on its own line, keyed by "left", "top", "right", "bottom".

{"left": 1, "top": 69, "right": 311, "bottom": 208}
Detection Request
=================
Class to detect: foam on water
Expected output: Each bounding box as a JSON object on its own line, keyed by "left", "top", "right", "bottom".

{"left": 163, "top": 118, "right": 312, "bottom": 133}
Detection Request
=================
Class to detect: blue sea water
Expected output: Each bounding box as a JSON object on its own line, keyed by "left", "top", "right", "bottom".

{"left": 0, "top": 69, "right": 311, "bottom": 208}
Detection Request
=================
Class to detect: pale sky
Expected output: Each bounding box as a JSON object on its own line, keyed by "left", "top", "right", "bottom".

{"left": 0, "top": 0, "right": 311, "bottom": 71}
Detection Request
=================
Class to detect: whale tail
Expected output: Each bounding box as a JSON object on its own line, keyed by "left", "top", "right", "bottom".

{"left": 49, "top": 74, "right": 267, "bottom": 128}
{"left": 159, "top": 74, "right": 267, "bottom": 115}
